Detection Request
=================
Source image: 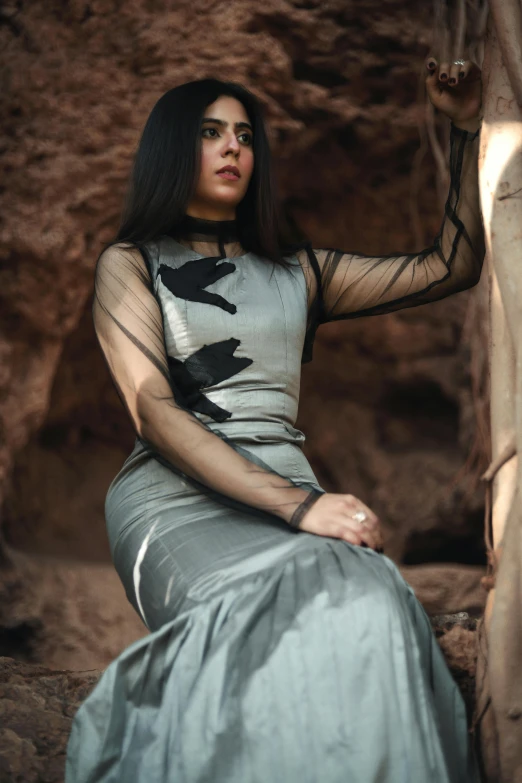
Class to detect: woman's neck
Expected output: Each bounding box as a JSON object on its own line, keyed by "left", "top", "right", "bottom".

{"left": 177, "top": 213, "right": 238, "bottom": 241}
{"left": 170, "top": 213, "right": 241, "bottom": 258}
{"left": 185, "top": 205, "right": 236, "bottom": 221}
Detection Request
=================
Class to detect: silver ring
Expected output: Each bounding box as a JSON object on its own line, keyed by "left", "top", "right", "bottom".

{"left": 352, "top": 511, "right": 368, "bottom": 525}
{"left": 453, "top": 59, "right": 466, "bottom": 66}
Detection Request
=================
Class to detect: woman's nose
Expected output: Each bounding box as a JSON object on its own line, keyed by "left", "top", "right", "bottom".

{"left": 223, "top": 133, "right": 240, "bottom": 155}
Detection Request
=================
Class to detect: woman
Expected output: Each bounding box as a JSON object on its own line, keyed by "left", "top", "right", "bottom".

{"left": 66, "top": 55, "right": 484, "bottom": 782}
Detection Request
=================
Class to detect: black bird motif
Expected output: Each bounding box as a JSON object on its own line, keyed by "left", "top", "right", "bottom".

{"left": 159, "top": 257, "right": 237, "bottom": 314}
{"left": 168, "top": 338, "right": 253, "bottom": 422}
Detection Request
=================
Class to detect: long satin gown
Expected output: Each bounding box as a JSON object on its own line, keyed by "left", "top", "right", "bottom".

{"left": 65, "top": 123, "right": 484, "bottom": 782}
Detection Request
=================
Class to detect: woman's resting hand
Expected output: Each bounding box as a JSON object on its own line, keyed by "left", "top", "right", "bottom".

{"left": 299, "top": 493, "right": 384, "bottom": 552}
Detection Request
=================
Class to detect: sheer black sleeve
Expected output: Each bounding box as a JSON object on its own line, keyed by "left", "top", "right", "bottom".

{"left": 93, "top": 245, "right": 323, "bottom": 528}
{"left": 299, "top": 123, "right": 484, "bottom": 360}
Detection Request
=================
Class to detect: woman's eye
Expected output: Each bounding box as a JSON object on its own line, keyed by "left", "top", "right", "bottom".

{"left": 202, "top": 127, "right": 252, "bottom": 145}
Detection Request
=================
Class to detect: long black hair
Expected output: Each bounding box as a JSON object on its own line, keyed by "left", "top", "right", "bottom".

{"left": 108, "top": 78, "right": 306, "bottom": 265}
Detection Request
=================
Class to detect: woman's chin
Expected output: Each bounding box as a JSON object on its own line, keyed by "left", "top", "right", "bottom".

{"left": 205, "top": 190, "right": 246, "bottom": 209}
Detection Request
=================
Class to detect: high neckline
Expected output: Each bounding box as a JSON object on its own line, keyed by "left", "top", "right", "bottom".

{"left": 172, "top": 214, "right": 239, "bottom": 244}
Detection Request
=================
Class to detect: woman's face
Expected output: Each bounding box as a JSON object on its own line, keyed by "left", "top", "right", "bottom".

{"left": 187, "top": 95, "right": 255, "bottom": 221}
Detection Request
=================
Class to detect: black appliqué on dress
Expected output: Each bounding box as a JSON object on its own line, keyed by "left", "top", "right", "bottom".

{"left": 158, "top": 257, "right": 237, "bottom": 314}
{"left": 158, "top": 232, "right": 254, "bottom": 421}
{"left": 168, "top": 338, "right": 253, "bottom": 422}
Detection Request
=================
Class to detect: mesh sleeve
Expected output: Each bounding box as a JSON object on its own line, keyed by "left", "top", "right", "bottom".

{"left": 93, "top": 244, "right": 323, "bottom": 528}
{"left": 302, "top": 123, "right": 484, "bottom": 335}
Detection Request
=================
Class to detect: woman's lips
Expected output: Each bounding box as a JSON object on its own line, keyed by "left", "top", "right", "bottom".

{"left": 217, "top": 171, "right": 240, "bottom": 181}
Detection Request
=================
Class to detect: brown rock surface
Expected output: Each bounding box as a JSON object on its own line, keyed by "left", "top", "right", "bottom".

{"left": 431, "top": 613, "right": 479, "bottom": 724}
{"left": 0, "top": 656, "right": 100, "bottom": 783}
{"left": 400, "top": 563, "right": 487, "bottom": 616}
{"left": 0, "top": 548, "right": 147, "bottom": 671}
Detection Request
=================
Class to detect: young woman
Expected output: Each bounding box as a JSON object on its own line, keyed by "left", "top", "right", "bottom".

{"left": 66, "top": 56, "right": 484, "bottom": 782}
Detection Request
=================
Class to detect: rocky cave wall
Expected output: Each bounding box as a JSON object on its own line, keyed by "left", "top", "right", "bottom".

{"left": 0, "top": 0, "right": 487, "bottom": 569}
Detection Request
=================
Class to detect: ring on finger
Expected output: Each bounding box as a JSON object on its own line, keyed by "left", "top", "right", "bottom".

{"left": 351, "top": 511, "right": 368, "bottom": 525}
{"left": 453, "top": 59, "right": 466, "bottom": 66}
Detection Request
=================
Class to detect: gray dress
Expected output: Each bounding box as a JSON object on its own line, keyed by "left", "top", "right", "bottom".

{"left": 66, "top": 124, "right": 483, "bottom": 782}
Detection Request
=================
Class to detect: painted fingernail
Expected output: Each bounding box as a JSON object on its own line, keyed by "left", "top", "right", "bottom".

{"left": 449, "top": 77, "right": 456, "bottom": 84}
{"left": 459, "top": 70, "right": 465, "bottom": 79}
{"left": 427, "top": 60, "right": 436, "bottom": 69}
{"left": 440, "top": 72, "right": 447, "bottom": 80}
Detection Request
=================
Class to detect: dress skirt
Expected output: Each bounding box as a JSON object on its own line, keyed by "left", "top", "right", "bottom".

{"left": 65, "top": 437, "right": 479, "bottom": 783}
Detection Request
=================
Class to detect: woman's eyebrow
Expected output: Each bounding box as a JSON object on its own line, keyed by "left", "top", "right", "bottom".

{"left": 202, "top": 117, "right": 253, "bottom": 131}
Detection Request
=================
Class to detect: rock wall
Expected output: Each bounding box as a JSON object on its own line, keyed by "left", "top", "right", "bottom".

{"left": 0, "top": 0, "right": 487, "bottom": 569}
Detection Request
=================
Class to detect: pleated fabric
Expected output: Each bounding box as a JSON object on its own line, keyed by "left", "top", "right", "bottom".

{"left": 65, "top": 439, "right": 478, "bottom": 783}
{"left": 66, "top": 529, "right": 477, "bottom": 783}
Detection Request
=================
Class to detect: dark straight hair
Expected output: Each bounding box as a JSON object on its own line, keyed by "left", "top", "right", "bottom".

{"left": 107, "top": 78, "right": 306, "bottom": 265}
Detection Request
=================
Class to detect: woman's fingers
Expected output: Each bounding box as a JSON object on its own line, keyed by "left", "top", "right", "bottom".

{"left": 458, "top": 61, "right": 470, "bottom": 80}
{"left": 448, "top": 62, "right": 462, "bottom": 85}
{"left": 425, "top": 55, "right": 438, "bottom": 73}
{"left": 359, "top": 525, "right": 380, "bottom": 551}
{"left": 340, "top": 524, "right": 374, "bottom": 549}
{"left": 361, "top": 520, "right": 384, "bottom": 551}
{"left": 341, "top": 497, "right": 379, "bottom": 528}
{"left": 341, "top": 529, "right": 364, "bottom": 547}
{"left": 426, "top": 56, "right": 478, "bottom": 88}
{"left": 336, "top": 500, "right": 383, "bottom": 551}
{"left": 448, "top": 60, "right": 476, "bottom": 86}
{"left": 438, "top": 61, "right": 450, "bottom": 82}
{"left": 301, "top": 492, "right": 385, "bottom": 552}
{"left": 353, "top": 497, "right": 379, "bottom": 526}
{"left": 425, "top": 54, "right": 456, "bottom": 83}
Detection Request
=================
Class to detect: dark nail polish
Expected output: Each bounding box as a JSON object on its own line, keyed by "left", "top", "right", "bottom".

{"left": 427, "top": 61, "right": 436, "bottom": 69}
{"left": 440, "top": 72, "right": 447, "bottom": 80}
{"left": 449, "top": 77, "right": 456, "bottom": 84}
{"left": 459, "top": 70, "right": 465, "bottom": 79}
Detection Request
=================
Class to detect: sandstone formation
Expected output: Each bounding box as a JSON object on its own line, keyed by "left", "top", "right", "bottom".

{"left": 0, "top": 656, "right": 100, "bottom": 783}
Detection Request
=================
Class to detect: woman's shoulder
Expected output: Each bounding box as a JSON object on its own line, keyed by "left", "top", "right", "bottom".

{"left": 95, "top": 241, "right": 158, "bottom": 286}
{"left": 97, "top": 241, "right": 147, "bottom": 263}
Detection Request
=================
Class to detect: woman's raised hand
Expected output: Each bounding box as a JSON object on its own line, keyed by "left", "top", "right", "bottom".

{"left": 425, "top": 56, "right": 482, "bottom": 130}
{"left": 298, "top": 493, "right": 384, "bottom": 552}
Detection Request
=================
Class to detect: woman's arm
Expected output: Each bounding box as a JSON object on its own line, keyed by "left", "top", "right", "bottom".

{"left": 306, "top": 120, "right": 484, "bottom": 323}
{"left": 299, "top": 58, "right": 484, "bottom": 326}
{"left": 93, "top": 245, "right": 321, "bottom": 527}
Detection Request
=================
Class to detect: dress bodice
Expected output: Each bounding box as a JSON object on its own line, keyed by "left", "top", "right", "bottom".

{"left": 142, "top": 234, "right": 308, "bottom": 447}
